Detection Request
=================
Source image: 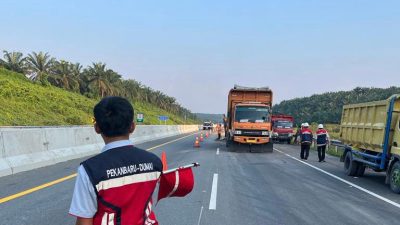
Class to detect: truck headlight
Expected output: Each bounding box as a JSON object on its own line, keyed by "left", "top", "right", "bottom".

{"left": 234, "top": 130, "right": 242, "bottom": 135}
{"left": 273, "top": 132, "right": 278, "bottom": 136}
{"left": 262, "top": 131, "right": 269, "bottom": 136}
{"left": 288, "top": 133, "right": 293, "bottom": 137}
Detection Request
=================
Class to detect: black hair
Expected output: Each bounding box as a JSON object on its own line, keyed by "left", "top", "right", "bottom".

{"left": 94, "top": 96, "right": 134, "bottom": 137}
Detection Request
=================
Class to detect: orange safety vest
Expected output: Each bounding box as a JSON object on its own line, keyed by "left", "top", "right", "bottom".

{"left": 217, "top": 125, "right": 222, "bottom": 133}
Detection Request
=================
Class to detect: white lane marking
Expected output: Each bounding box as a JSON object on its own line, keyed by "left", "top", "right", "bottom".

{"left": 274, "top": 148, "right": 400, "bottom": 209}
{"left": 197, "top": 206, "right": 204, "bottom": 225}
{"left": 216, "top": 148, "right": 220, "bottom": 155}
{"left": 209, "top": 173, "right": 219, "bottom": 210}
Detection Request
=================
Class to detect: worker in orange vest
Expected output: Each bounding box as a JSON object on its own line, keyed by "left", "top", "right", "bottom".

{"left": 216, "top": 123, "right": 222, "bottom": 140}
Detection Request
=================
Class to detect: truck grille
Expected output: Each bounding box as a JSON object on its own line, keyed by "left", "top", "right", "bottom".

{"left": 237, "top": 130, "right": 265, "bottom": 137}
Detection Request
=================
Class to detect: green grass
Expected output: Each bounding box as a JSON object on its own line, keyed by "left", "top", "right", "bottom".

{"left": 309, "top": 144, "right": 343, "bottom": 158}
{"left": 0, "top": 68, "right": 197, "bottom": 126}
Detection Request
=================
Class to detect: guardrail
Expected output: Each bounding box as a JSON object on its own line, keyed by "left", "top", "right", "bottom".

{"left": 330, "top": 139, "right": 345, "bottom": 148}
{"left": 0, "top": 125, "right": 200, "bottom": 177}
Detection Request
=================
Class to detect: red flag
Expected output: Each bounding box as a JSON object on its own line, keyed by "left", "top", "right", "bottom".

{"left": 157, "top": 167, "right": 194, "bottom": 201}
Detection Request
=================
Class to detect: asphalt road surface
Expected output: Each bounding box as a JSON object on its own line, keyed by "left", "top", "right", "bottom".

{"left": 1, "top": 132, "right": 400, "bottom": 225}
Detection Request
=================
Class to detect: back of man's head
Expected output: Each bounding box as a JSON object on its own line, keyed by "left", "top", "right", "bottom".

{"left": 94, "top": 96, "right": 134, "bottom": 137}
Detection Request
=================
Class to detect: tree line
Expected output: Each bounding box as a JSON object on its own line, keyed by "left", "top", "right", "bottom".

{"left": 0, "top": 50, "right": 196, "bottom": 120}
{"left": 272, "top": 86, "right": 400, "bottom": 125}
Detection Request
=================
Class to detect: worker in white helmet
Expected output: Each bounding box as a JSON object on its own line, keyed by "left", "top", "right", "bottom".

{"left": 300, "top": 123, "right": 313, "bottom": 160}
{"left": 315, "top": 124, "right": 330, "bottom": 162}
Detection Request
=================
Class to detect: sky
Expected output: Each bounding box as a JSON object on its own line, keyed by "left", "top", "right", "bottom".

{"left": 1, "top": 0, "right": 399, "bottom": 113}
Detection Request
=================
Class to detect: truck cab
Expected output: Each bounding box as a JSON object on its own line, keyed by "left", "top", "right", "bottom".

{"left": 226, "top": 85, "right": 273, "bottom": 152}
{"left": 231, "top": 103, "right": 271, "bottom": 145}
{"left": 271, "top": 115, "right": 294, "bottom": 144}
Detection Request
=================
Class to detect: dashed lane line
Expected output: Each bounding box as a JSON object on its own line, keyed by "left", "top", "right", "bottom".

{"left": 0, "top": 132, "right": 198, "bottom": 204}
{"left": 197, "top": 206, "right": 204, "bottom": 225}
{"left": 209, "top": 173, "right": 219, "bottom": 210}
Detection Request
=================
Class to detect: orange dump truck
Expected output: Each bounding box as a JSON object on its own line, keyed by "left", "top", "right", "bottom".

{"left": 225, "top": 85, "right": 273, "bottom": 152}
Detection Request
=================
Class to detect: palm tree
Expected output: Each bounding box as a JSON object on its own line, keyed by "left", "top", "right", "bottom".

{"left": 85, "top": 62, "right": 114, "bottom": 97}
{"left": 26, "top": 51, "right": 55, "bottom": 83}
{"left": 50, "top": 60, "right": 80, "bottom": 91}
{"left": 0, "top": 51, "right": 26, "bottom": 73}
{"left": 122, "top": 79, "right": 142, "bottom": 100}
{"left": 105, "top": 69, "right": 124, "bottom": 96}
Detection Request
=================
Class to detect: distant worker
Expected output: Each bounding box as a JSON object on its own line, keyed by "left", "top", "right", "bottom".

{"left": 300, "top": 123, "right": 313, "bottom": 160}
{"left": 315, "top": 124, "right": 330, "bottom": 162}
{"left": 216, "top": 123, "right": 222, "bottom": 140}
{"left": 294, "top": 124, "right": 302, "bottom": 144}
{"left": 223, "top": 114, "right": 228, "bottom": 139}
{"left": 69, "top": 97, "right": 162, "bottom": 225}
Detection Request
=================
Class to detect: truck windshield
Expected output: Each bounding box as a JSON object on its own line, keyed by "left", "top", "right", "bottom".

{"left": 235, "top": 106, "right": 270, "bottom": 123}
{"left": 274, "top": 121, "right": 293, "bottom": 128}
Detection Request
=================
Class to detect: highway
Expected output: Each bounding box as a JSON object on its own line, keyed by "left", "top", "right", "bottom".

{"left": 1, "top": 132, "right": 400, "bottom": 225}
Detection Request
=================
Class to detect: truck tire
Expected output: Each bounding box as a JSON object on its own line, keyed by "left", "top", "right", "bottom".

{"left": 356, "top": 164, "right": 366, "bottom": 177}
{"left": 389, "top": 161, "right": 400, "bottom": 194}
{"left": 226, "top": 133, "right": 232, "bottom": 148}
{"left": 344, "top": 151, "right": 358, "bottom": 176}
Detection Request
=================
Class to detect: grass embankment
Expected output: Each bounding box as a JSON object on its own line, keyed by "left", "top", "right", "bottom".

{"left": 0, "top": 68, "right": 197, "bottom": 126}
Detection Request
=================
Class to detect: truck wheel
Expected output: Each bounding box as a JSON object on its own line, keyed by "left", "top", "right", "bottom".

{"left": 226, "top": 133, "right": 231, "bottom": 148}
{"left": 389, "top": 161, "right": 400, "bottom": 194}
{"left": 344, "top": 151, "right": 358, "bottom": 176}
{"left": 356, "top": 164, "right": 366, "bottom": 177}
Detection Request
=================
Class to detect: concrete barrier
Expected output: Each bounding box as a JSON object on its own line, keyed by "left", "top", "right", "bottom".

{"left": 0, "top": 125, "right": 199, "bottom": 177}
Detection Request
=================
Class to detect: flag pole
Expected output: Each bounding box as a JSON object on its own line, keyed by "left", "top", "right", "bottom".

{"left": 162, "top": 162, "right": 200, "bottom": 174}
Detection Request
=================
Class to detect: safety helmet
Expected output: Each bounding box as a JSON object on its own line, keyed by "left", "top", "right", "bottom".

{"left": 318, "top": 124, "right": 324, "bottom": 129}
{"left": 303, "top": 123, "right": 310, "bottom": 127}
{"left": 301, "top": 123, "right": 305, "bottom": 127}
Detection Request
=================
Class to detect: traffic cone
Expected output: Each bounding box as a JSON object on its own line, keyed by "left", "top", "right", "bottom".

{"left": 161, "top": 151, "right": 168, "bottom": 171}
{"left": 200, "top": 133, "right": 204, "bottom": 142}
{"left": 194, "top": 136, "right": 200, "bottom": 148}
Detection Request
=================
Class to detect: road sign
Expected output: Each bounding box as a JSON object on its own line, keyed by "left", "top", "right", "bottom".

{"left": 137, "top": 113, "right": 144, "bottom": 123}
{"left": 158, "top": 115, "right": 169, "bottom": 121}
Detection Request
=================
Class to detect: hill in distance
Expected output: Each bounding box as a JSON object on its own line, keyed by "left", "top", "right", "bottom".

{"left": 195, "top": 113, "right": 223, "bottom": 123}
{"left": 273, "top": 86, "right": 400, "bottom": 124}
{"left": 0, "top": 68, "right": 196, "bottom": 126}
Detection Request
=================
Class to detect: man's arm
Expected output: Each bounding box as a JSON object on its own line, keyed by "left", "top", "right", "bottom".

{"left": 69, "top": 166, "right": 97, "bottom": 223}
{"left": 76, "top": 217, "right": 93, "bottom": 225}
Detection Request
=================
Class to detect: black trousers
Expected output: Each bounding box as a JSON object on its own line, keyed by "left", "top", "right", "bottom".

{"left": 318, "top": 145, "right": 326, "bottom": 161}
{"left": 301, "top": 144, "right": 310, "bottom": 159}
